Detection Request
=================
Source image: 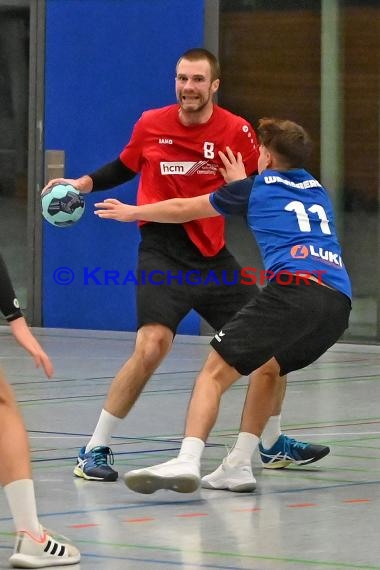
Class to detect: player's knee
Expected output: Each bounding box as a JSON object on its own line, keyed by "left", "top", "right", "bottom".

{"left": 257, "top": 357, "right": 281, "bottom": 382}
{"left": 134, "top": 325, "right": 172, "bottom": 369}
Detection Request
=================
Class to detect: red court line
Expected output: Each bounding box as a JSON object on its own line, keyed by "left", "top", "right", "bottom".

{"left": 343, "top": 498, "right": 370, "bottom": 503}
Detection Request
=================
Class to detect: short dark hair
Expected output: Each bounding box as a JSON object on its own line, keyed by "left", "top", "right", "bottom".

{"left": 257, "top": 118, "right": 312, "bottom": 168}
{"left": 176, "top": 48, "right": 221, "bottom": 82}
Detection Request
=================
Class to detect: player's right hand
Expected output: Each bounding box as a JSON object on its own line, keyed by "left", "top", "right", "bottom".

{"left": 41, "top": 176, "right": 93, "bottom": 196}
{"left": 218, "top": 147, "right": 247, "bottom": 183}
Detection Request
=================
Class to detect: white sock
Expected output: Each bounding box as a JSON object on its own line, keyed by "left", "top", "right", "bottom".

{"left": 178, "top": 437, "right": 205, "bottom": 463}
{"left": 86, "top": 409, "right": 122, "bottom": 452}
{"left": 226, "top": 432, "right": 259, "bottom": 466}
{"left": 261, "top": 415, "right": 282, "bottom": 449}
{"left": 4, "top": 479, "right": 41, "bottom": 536}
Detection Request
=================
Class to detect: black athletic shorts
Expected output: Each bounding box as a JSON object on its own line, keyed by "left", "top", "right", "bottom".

{"left": 136, "top": 223, "right": 259, "bottom": 333}
{"left": 210, "top": 279, "right": 351, "bottom": 376}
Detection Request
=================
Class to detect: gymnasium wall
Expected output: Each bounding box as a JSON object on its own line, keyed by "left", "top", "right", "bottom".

{"left": 43, "top": 0, "right": 205, "bottom": 332}
{"left": 219, "top": 5, "right": 380, "bottom": 210}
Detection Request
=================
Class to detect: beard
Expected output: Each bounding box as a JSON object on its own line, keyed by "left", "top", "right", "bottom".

{"left": 178, "top": 92, "right": 212, "bottom": 114}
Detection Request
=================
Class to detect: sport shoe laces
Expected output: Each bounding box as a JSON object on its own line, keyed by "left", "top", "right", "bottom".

{"left": 88, "top": 446, "right": 114, "bottom": 467}
{"left": 282, "top": 437, "right": 309, "bottom": 459}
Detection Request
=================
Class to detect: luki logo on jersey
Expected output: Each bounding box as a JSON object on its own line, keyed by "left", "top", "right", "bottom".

{"left": 160, "top": 161, "right": 218, "bottom": 176}
{"left": 290, "top": 245, "right": 309, "bottom": 259}
{"left": 290, "top": 244, "right": 343, "bottom": 267}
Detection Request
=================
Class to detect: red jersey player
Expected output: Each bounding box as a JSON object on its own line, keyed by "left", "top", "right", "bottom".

{"left": 120, "top": 102, "right": 258, "bottom": 255}
{"left": 43, "top": 48, "right": 329, "bottom": 484}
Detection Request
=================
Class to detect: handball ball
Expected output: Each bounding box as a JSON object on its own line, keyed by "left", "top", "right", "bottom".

{"left": 41, "top": 183, "right": 85, "bottom": 227}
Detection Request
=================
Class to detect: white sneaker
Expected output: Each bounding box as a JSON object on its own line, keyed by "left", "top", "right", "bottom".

{"left": 124, "top": 458, "right": 200, "bottom": 494}
{"left": 9, "top": 527, "right": 80, "bottom": 568}
{"left": 201, "top": 459, "right": 256, "bottom": 492}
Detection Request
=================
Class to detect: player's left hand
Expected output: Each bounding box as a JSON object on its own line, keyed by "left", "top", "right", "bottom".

{"left": 219, "top": 147, "right": 247, "bottom": 183}
{"left": 94, "top": 199, "right": 138, "bottom": 222}
{"left": 10, "top": 317, "right": 54, "bottom": 378}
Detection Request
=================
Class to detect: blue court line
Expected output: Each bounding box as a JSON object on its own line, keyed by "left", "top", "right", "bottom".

{"left": 1, "top": 545, "right": 379, "bottom": 570}
{"left": 1, "top": 477, "right": 379, "bottom": 524}
{"left": 26, "top": 429, "right": 225, "bottom": 448}
{"left": 10, "top": 368, "right": 206, "bottom": 387}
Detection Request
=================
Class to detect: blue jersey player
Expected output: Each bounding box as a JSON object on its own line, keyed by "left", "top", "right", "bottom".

{"left": 95, "top": 117, "right": 351, "bottom": 494}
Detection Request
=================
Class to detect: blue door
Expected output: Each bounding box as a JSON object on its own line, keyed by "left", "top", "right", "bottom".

{"left": 43, "top": 0, "right": 205, "bottom": 333}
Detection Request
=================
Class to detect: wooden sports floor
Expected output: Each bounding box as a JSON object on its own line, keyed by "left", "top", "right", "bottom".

{"left": 0, "top": 327, "right": 379, "bottom": 570}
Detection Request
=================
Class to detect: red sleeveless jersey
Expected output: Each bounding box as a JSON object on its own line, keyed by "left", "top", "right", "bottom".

{"left": 120, "top": 104, "right": 259, "bottom": 256}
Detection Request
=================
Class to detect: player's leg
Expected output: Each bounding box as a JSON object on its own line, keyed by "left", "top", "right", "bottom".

{"left": 124, "top": 349, "right": 242, "bottom": 494}
{"left": 199, "top": 284, "right": 297, "bottom": 489}
{"left": 0, "top": 371, "right": 80, "bottom": 567}
{"left": 259, "top": 283, "right": 350, "bottom": 469}
{"left": 123, "top": 284, "right": 284, "bottom": 495}
{"left": 74, "top": 323, "right": 176, "bottom": 482}
{"left": 202, "top": 281, "right": 350, "bottom": 490}
{"left": 74, "top": 245, "right": 193, "bottom": 482}
{"left": 203, "top": 357, "right": 289, "bottom": 491}
{"left": 257, "top": 376, "right": 330, "bottom": 470}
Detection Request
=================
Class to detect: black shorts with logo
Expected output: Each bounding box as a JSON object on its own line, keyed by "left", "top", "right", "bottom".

{"left": 136, "top": 223, "right": 259, "bottom": 333}
{"left": 210, "top": 279, "right": 351, "bottom": 376}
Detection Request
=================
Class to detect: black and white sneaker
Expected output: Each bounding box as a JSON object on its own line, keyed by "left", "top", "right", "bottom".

{"left": 9, "top": 526, "right": 80, "bottom": 568}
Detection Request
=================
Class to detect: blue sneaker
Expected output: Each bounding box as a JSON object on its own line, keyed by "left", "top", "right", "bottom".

{"left": 73, "top": 446, "right": 118, "bottom": 481}
{"left": 259, "top": 435, "right": 330, "bottom": 469}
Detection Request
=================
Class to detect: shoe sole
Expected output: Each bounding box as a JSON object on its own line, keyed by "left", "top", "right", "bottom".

{"left": 124, "top": 471, "right": 200, "bottom": 494}
{"left": 262, "top": 446, "right": 330, "bottom": 470}
{"left": 73, "top": 465, "right": 118, "bottom": 482}
{"left": 9, "top": 553, "right": 81, "bottom": 568}
{"left": 201, "top": 480, "right": 256, "bottom": 492}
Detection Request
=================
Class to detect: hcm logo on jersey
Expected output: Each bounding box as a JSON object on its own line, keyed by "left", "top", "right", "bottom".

{"left": 160, "top": 161, "right": 209, "bottom": 175}
{"left": 290, "top": 244, "right": 343, "bottom": 267}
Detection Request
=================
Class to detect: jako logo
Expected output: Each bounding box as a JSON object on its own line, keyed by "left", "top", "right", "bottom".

{"left": 290, "top": 245, "right": 309, "bottom": 259}
{"left": 159, "top": 138, "right": 173, "bottom": 144}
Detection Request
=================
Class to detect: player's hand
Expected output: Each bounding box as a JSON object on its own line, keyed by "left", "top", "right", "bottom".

{"left": 218, "top": 147, "right": 247, "bottom": 183}
{"left": 10, "top": 317, "right": 54, "bottom": 378}
{"left": 94, "top": 199, "right": 137, "bottom": 222}
{"left": 41, "top": 176, "right": 93, "bottom": 196}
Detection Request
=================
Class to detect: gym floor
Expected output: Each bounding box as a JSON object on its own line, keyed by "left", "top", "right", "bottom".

{"left": 0, "top": 327, "right": 379, "bottom": 570}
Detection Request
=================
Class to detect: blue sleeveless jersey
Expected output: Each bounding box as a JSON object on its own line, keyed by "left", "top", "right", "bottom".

{"left": 210, "top": 168, "right": 352, "bottom": 299}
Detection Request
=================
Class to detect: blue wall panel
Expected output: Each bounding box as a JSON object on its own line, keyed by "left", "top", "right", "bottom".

{"left": 43, "top": 0, "right": 205, "bottom": 332}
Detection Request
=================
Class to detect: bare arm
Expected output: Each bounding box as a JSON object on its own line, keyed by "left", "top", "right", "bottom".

{"left": 94, "top": 148, "right": 245, "bottom": 223}
{"left": 10, "top": 318, "right": 54, "bottom": 378}
{"left": 94, "top": 193, "right": 218, "bottom": 223}
{"left": 0, "top": 253, "right": 53, "bottom": 377}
